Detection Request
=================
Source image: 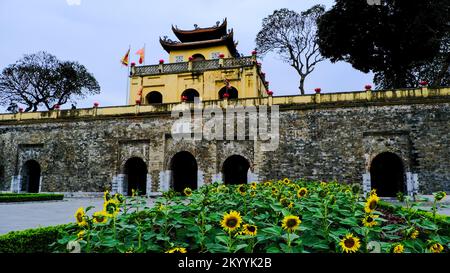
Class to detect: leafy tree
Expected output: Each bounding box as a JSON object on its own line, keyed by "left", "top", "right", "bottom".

{"left": 256, "top": 5, "right": 326, "bottom": 95}
{"left": 0, "top": 51, "right": 100, "bottom": 112}
{"left": 317, "top": 0, "right": 450, "bottom": 89}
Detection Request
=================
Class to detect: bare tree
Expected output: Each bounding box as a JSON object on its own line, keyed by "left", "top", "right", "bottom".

{"left": 0, "top": 51, "right": 100, "bottom": 112}
{"left": 256, "top": 6, "right": 325, "bottom": 95}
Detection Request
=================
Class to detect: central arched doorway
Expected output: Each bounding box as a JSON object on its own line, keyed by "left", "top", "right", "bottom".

{"left": 219, "top": 86, "right": 238, "bottom": 100}
{"left": 170, "top": 151, "right": 197, "bottom": 192}
{"left": 222, "top": 155, "right": 250, "bottom": 185}
{"left": 146, "top": 91, "right": 163, "bottom": 104}
{"left": 21, "top": 160, "right": 41, "bottom": 193}
{"left": 124, "top": 157, "right": 148, "bottom": 196}
{"left": 370, "top": 152, "right": 405, "bottom": 197}
{"left": 181, "top": 89, "right": 200, "bottom": 102}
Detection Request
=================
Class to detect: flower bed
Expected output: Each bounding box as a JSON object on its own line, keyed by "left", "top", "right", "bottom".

{"left": 52, "top": 180, "right": 449, "bottom": 253}
{"left": 0, "top": 193, "right": 64, "bottom": 203}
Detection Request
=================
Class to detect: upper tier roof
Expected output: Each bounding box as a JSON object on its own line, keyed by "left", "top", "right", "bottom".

{"left": 172, "top": 18, "right": 228, "bottom": 42}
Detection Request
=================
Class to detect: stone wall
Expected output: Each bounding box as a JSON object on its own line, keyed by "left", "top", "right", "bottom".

{"left": 0, "top": 92, "right": 449, "bottom": 195}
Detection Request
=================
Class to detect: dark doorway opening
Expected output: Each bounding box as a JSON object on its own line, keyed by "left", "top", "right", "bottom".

{"left": 22, "top": 160, "right": 41, "bottom": 193}
{"left": 370, "top": 152, "right": 405, "bottom": 197}
{"left": 191, "top": 54, "right": 206, "bottom": 61}
{"left": 124, "top": 157, "right": 147, "bottom": 196}
{"left": 218, "top": 86, "right": 239, "bottom": 100}
{"left": 146, "top": 91, "right": 163, "bottom": 104}
{"left": 222, "top": 155, "right": 250, "bottom": 185}
{"left": 171, "top": 151, "right": 197, "bottom": 192}
{"left": 181, "top": 89, "right": 200, "bottom": 102}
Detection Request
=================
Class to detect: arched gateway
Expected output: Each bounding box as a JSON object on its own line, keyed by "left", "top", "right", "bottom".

{"left": 370, "top": 152, "right": 406, "bottom": 197}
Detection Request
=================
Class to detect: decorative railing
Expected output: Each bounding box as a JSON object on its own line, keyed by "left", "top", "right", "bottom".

{"left": 133, "top": 56, "right": 255, "bottom": 76}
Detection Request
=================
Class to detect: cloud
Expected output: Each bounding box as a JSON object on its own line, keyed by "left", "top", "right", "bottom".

{"left": 66, "top": 0, "right": 81, "bottom": 6}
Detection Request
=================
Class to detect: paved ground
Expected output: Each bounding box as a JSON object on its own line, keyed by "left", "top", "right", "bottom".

{"left": 0, "top": 195, "right": 448, "bottom": 235}
{"left": 0, "top": 198, "right": 156, "bottom": 235}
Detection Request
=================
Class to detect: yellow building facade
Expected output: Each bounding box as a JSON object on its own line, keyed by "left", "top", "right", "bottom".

{"left": 128, "top": 19, "right": 269, "bottom": 105}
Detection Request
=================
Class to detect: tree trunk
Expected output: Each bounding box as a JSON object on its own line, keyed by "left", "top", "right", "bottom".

{"left": 299, "top": 77, "right": 305, "bottom": 95}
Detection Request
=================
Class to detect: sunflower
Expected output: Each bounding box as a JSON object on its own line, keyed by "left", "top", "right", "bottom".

{"left": 74, "top": 207, "right": 88, "bottom": 227}
{"left": 281, "top": 215, "right": 301, "bottom": 233}
{"left": 362, "top": 214, "right": 379, "bottom": 227}
{"left": 272, "top": 189, "right": 279, "bottom": 196}
{"left": 429, "top": 243, "right": 444, "bottom": 253}
{"left": 297, "top": 187, "right": 308, "bottom": 198}
{"left": 339, "top": 233, "right": 361, "bottom": 253}
{"left": 165, "top": 247, "right": 187, "bottom": 253}
{"left": 410, "top": 229, "right": 419, "bottom": 240}
{"left": 237, "top": 185, "right": 246, "bottom": 196}
{"left": 250, "top": 182, "right": 257, "bottom": 190}
{"left": 264, "top": 181, "right": 272, "bottom": 187}
{"left": 369, "top": 189, "right": 378, "bottom": 197}
{"left": 92, "top": 211, "right": 109, "bottom": 224}
{"left": 242, "top": 224, "right": 257, "bottom": 236}
{"left": 103, "top": 190, "right": 111, "bottom": 202}
{"left": 220, "top": 211, "right": 242, "bottom": 232}
{"left": 364, "top": 194, "right": 380, "bottom": 213}
{"left": 283, "top": 178, "right": 291, "bottom": 185}
{"left": 434, "top": 191, "right": 447, "bottom": 202}
{"left": 131, "top": 189, "right": 137, "bottom": 197}
{"left": 77, "top": 230, "right": 86, "bottom": 240}
{"left": 113, "top": 193, "right": 124, "bottom": 204}
{"left": 250, "top": 191, "right": 256, "bottom": 197}
{"left": 392, "top": 244, "right": 404, "bottom": 253}
{"left": 103, "top": 199, "right": 120, "bottom": 216}
{"left": 183, "top": 187, "right": 192, "bottom": 197}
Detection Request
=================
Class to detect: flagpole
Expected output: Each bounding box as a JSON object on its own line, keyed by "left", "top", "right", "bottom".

{"left": 126, "top": 44, "right": 130, "bottom": 105}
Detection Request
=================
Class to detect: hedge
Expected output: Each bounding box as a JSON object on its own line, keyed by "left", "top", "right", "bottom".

{"left": 0, "top": 224, "right": 72, "bottom": 253}
{"left": 0, "top": 193, "right": 64, "bottom": 203}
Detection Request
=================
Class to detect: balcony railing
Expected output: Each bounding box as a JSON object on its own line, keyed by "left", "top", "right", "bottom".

{"left": 132, "top": 56, "right": 256, "bottom": 76}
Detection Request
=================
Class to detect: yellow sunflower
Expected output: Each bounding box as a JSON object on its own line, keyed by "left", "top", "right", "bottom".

{"left": 434, "top": 191, "right": 447, "bottom": 202}
{"left": 339, "top": 233, "right": 361, "bottom": 253}
{"left": 131, "top": 189, "right": 137, "bottom": 197}
{"left": 410, "top": 229, "right": 419, "bottom": 240}
{"left": 113, "top": 193, "right": 124, "bottom": 204}
{"left": 297, "top": 187, "right": 308, "bottom": 198}
{"left": 392, "top": 244, "right": 404, "bottom": 253}
{"left": 429, "top": 243, "right": 444, "bottom": 253}
{"left": 250, "top": 182, "right": 257, "bottom": 190}
{"left": 281, "top": 215, "right": 301, "bottom": 233}
{"left": 264, "top": 181, "right": 272, "bottom": 187}
{"left": 92, "top": 211, "right": 109, "bottom": 224}
{"left": 74, "top": 207, "right": 88, "bottom": 227}
{"left": 250, "top": 191, "right": 256, "bottom": 197}
{"left": 165, "top": 247, "right": 187, "bottom": 253}
{"left": 362, "top": 214, "right": 379, "bottom": 227}
{"left": 364, "top": 194, "right": 380, "bottom": 213}
{"left": 77, "top": 230, "right": 86, "bottom": 240}
{"left": 103, "top": 199, "right": 120, "bottom": 217}
{"left": 183, "top": 187, "right": 192, "bottom": 196}
{"left": 283, "top": 178, "right": 291, "bottom": 185}
{"left": 103, "top": 190, "right": 111, "bottom": 202}
{"left": 237, "top": 185, "right": 246, "bottom": 196}
{"left": 220, "top": 211, "right": 242, "bottom": 232}
{"left": 242, "top": 224, "right": 258, "bottom": 236}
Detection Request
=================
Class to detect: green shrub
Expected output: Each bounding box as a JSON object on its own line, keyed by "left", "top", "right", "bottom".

{"left": 0, "top": 224, "right": 71, "bottom": 253}
{"left": 0, "top": 193, "right": 64, "bottom": 202}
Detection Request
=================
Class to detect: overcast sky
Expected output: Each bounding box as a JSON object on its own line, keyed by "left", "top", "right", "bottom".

{"left": 0, "top": 0, "right": 373, "bottom": 111}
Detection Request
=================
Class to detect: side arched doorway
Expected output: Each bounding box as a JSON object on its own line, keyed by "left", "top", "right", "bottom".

{"left": 124, "top": 157, "right": 148, "bottom": 196}
{"left": 218, "top": 86, "right": 238, "bottom": 99}
{"left": 21, "top": 160, "right": 41, "bottom": 193}
{"left": 370, "top": 152, "right": 405, "bottom": 197}
{"left": 170, "top": 151, "right": 197, "bottom": 192}
{"left": 222, "top": 155, "right": 250, "bottom": 185}
{"left": 146, "top": 91, "right": 163, "bottom": 104}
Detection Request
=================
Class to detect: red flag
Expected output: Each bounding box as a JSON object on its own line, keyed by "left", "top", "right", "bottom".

{"left": 121, "top": 48, "right": 130, "bottom": 66}
{"left": 136, "top": 47, "right": 145, "bottom": 64}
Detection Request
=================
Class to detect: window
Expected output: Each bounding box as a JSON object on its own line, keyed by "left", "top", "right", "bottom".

{"left": 175, "top": 56, "right": 184, "bottom": 63}
{"left": 211, "top": 52, "right": 220, "bottom": 59}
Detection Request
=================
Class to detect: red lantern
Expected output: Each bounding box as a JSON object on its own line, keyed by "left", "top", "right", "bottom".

{"left": 18, "top": 107, "right": 24, "bottom": 113}
{"left": 93, "top": 102, "right": 99, "bottom": 108}
{"left": 219, "top": 53, "right": 225, "bottom": 59}
{"left": 365, "top": 84, "right": 372, "bottom": 90}
{"left": 159, "top": 59, "right": 164, "bottom": 64}
{"left": 130, "top": 62, "right": 136, "bottom": 67}
{"left": 188, "top": 56, "right": 194, "bottom": 61}
{"left": 181, "top": 95, "right": 188, "bottom": 101}
{"left": 419, "top": 81, "right": 428, "bottom": 86}
{"left": 223, "top": 93, "right": 230, "bottom": 99}
{"left": 135, "top": 99, "right": 141, "bottom": 105}
{"left": 252, "top": 50, "right": 257, "bottom": 55}
{"left": 54, "top": 104, "right": 60, "bottom": 110}
{"left": 315, "top": 88, "right": 321, "bottom": 94}
{"left": 267, "top": 90, "right": 273, "bottom": 96}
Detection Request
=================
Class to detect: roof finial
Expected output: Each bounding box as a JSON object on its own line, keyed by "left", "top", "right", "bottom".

{"left": 194, "top": 24, "right": 199, "bottom": 29}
